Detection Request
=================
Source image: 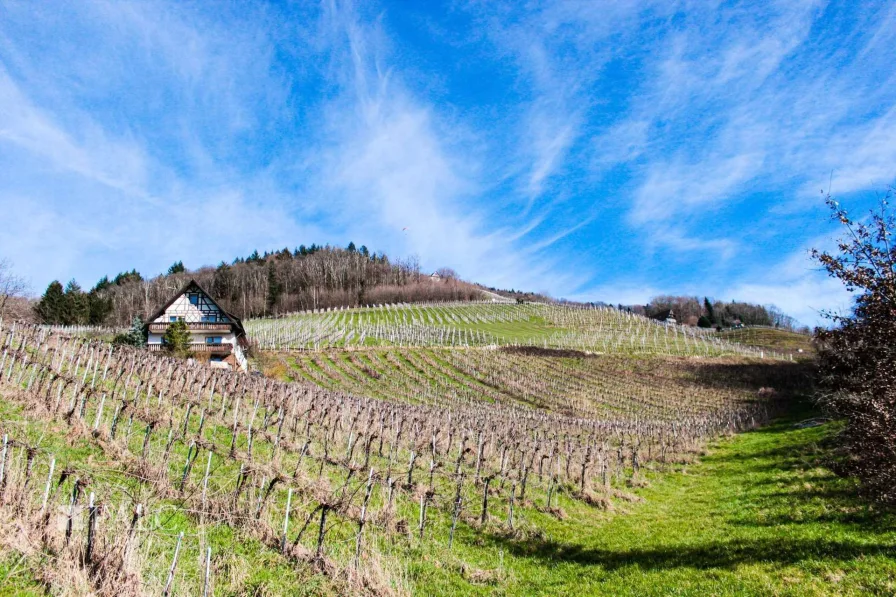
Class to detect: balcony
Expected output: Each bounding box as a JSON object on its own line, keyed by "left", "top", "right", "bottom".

{"left": 147, "top": 343, "right": 232, "bottom": 354}
{"left": 148, "top": 322, "right": 232, "bottom": 333}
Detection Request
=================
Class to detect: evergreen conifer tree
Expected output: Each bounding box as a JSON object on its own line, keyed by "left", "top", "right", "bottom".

{"left": 63, "top": 280, "right": 90, "bottom": 325}
{"left": 162, "top": 320, "right": 192, "bottom": 357}
{"left": 114, "top": 316, "right": 147, "bottom": 346}
{"left": 703, "top": 297, "right": 716, "bottom": 324}
{"left": 87, "top": 291, "right": 113, "bottom": 325}
{"left": 35, "top": 281, "right": 66, "bottom": 324}
{"left": 266, "top": 260, "right": 282, "bottom": 313}
{"left": 93, "top": 276, "right": 112, "bottom": 292}
{"left": 126, "top": 316, "right": 146, "bottom": 345}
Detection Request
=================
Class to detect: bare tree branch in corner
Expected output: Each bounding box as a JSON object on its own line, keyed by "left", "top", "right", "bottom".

{"left": 0, "top": 258, "right": 28, "bottom": 320}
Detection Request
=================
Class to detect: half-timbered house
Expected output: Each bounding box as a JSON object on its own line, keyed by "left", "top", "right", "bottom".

{"left": 144, "top": 280, "right": 248, "bottom": 371}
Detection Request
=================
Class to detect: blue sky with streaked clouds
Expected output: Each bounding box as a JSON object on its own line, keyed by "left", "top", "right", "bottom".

{"left": 2, "top": 1, "right": 894, "bottom": 325}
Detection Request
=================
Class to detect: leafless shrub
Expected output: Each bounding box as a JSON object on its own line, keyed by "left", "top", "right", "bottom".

{"left": 812, "top": 193, "right": 896, "bottom": 503}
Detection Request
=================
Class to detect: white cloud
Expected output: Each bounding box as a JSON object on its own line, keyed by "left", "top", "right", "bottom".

{"left": 0, "top": 67, "right": 150, "bottom": 197}
{"left": 631, "top": 153, "right": 765, "bottom": 227}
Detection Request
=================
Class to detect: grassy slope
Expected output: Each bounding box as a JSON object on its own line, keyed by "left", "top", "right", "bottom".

{"left": 451, "top": 315, "right": 559, "bottom": 344}
{"left": 404, "top": 414, "right": 896, "bottom": 596}
{"left": 715, "top": 328, "right": 815, "bottom": 355}
{"left": 0, "top": 396, "right": 335, "bottom": 597}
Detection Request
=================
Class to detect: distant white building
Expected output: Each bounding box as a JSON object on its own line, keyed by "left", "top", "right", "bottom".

{"left": 429, "top": 272, "right": 442, "bottom": 282}
{"left": 144, "top": 280, "right": 248, "bottom": 371}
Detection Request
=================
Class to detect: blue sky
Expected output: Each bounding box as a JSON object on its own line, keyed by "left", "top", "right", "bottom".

{"left": 2, "top": 1, "right": 894, "bottom": 325}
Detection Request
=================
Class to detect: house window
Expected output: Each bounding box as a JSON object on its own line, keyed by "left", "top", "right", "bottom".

{"left": 169, "top": 316, "right": 184, "bottom": 322}
{"left": 189, "top": 294, "right": 200, "bottom": 305}
{"left": 202, "top": 315, "right": 217, "bottom": 323}
{"left": 206, "top": 336, "right": 222, "bottom": 344}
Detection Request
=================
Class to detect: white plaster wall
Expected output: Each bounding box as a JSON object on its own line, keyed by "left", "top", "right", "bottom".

{"left": 153, "top": 292, "right": 228, "bottom": 323}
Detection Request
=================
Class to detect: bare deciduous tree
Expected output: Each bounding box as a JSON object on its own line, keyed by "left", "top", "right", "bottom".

{"left": 813, "top": 192, "right": 896, "bottom": 503}
{"left": 0, "top": 258, "right": 28, "bottom": 320}
{"left": 435, "top": 267, "right": 459, "bottom": 281}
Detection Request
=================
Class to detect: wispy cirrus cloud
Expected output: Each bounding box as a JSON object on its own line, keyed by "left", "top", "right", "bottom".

{"left": 306, "top": 1, "right": 587, "bottom": 292}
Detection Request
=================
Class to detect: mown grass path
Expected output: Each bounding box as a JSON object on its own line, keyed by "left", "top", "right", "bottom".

{"left": 412, "top": 415, "right": 896, "bottom": 596}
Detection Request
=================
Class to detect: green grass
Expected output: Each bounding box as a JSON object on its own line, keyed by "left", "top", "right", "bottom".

{"left": 0, "top": 553, "right": 45, "bottom": 596}
{"left": 400, "top": 413, "right": 896, "bottom": 596}
{"left": 0, "top": 396, "right": 338, "bottom": 596}
{"left": 451, "top": 314, "right": 562, "bottom": 343}
{"left": 715, "top": 328, "right": 815, "bottom": 355}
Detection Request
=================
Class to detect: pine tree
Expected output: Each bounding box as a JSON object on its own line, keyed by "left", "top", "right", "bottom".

{"left": 266, "top": 260, "right": 282, "bottom": 313}
{"left": 162, "top": 320, "right": 192, "bottom": 357}
{"left": 114, "top": 316, "right": 147, "bottom": 346}
{"left": 93, "top": 276, "right": 112, "bottom": 292}
{"left": 113, "top": 269, "right": 143, "bottom": 285}
{"left": 63, "top": 280, "right": 90, "bottom": 325}
{"left": 213, "top": 262, "right": 234, "bottom": 300}
{"left": 128, "top": 316, "right": 146, "bottom": 344}
{"left": 87, "top": 291, "right": 113, "bottom": 325}
{"left": 703, "top": 297, "right": 716, "bottom": 324}
{"left": 34, "top": 281, "right": 66, "bottom": 324}
{"left": 167, "top": 261, "right": 185, "bottom": 275}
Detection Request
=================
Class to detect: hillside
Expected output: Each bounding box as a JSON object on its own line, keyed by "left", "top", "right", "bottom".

{"left": 245, "top": 302, "right": 799, "bottom": 359}
{"left": 10, "top": 292, "right": 886, "bottom": 597}
{"left": 3, "top": 318, "right": 893, "bottom": 596}
{"left": 34, "top": 246, "right": 486, "bottom": 327}
{"left": 414, "top": 413, "right": 896, "bottom": 596}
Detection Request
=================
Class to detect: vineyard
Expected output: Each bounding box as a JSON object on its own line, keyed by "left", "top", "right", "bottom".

{"left": 245, "top": 302, "right": 793, "bottom": 360}
{"left": 0, "top": 321, "right": 808, "bottom": 595}
{"left": 263, "top": 346, "right": 787, "bottom": 421}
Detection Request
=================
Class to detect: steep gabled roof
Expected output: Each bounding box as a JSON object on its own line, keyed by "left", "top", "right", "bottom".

{"left": 144, "top": 279, "right": 246, "bottom": 337}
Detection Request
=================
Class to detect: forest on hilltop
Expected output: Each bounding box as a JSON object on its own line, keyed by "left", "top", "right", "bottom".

{"left": 32, "top": 244, "right": 481, "bottom": 327}
{"left": 637, "top": 295, "right": 804, "bottom": 331}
